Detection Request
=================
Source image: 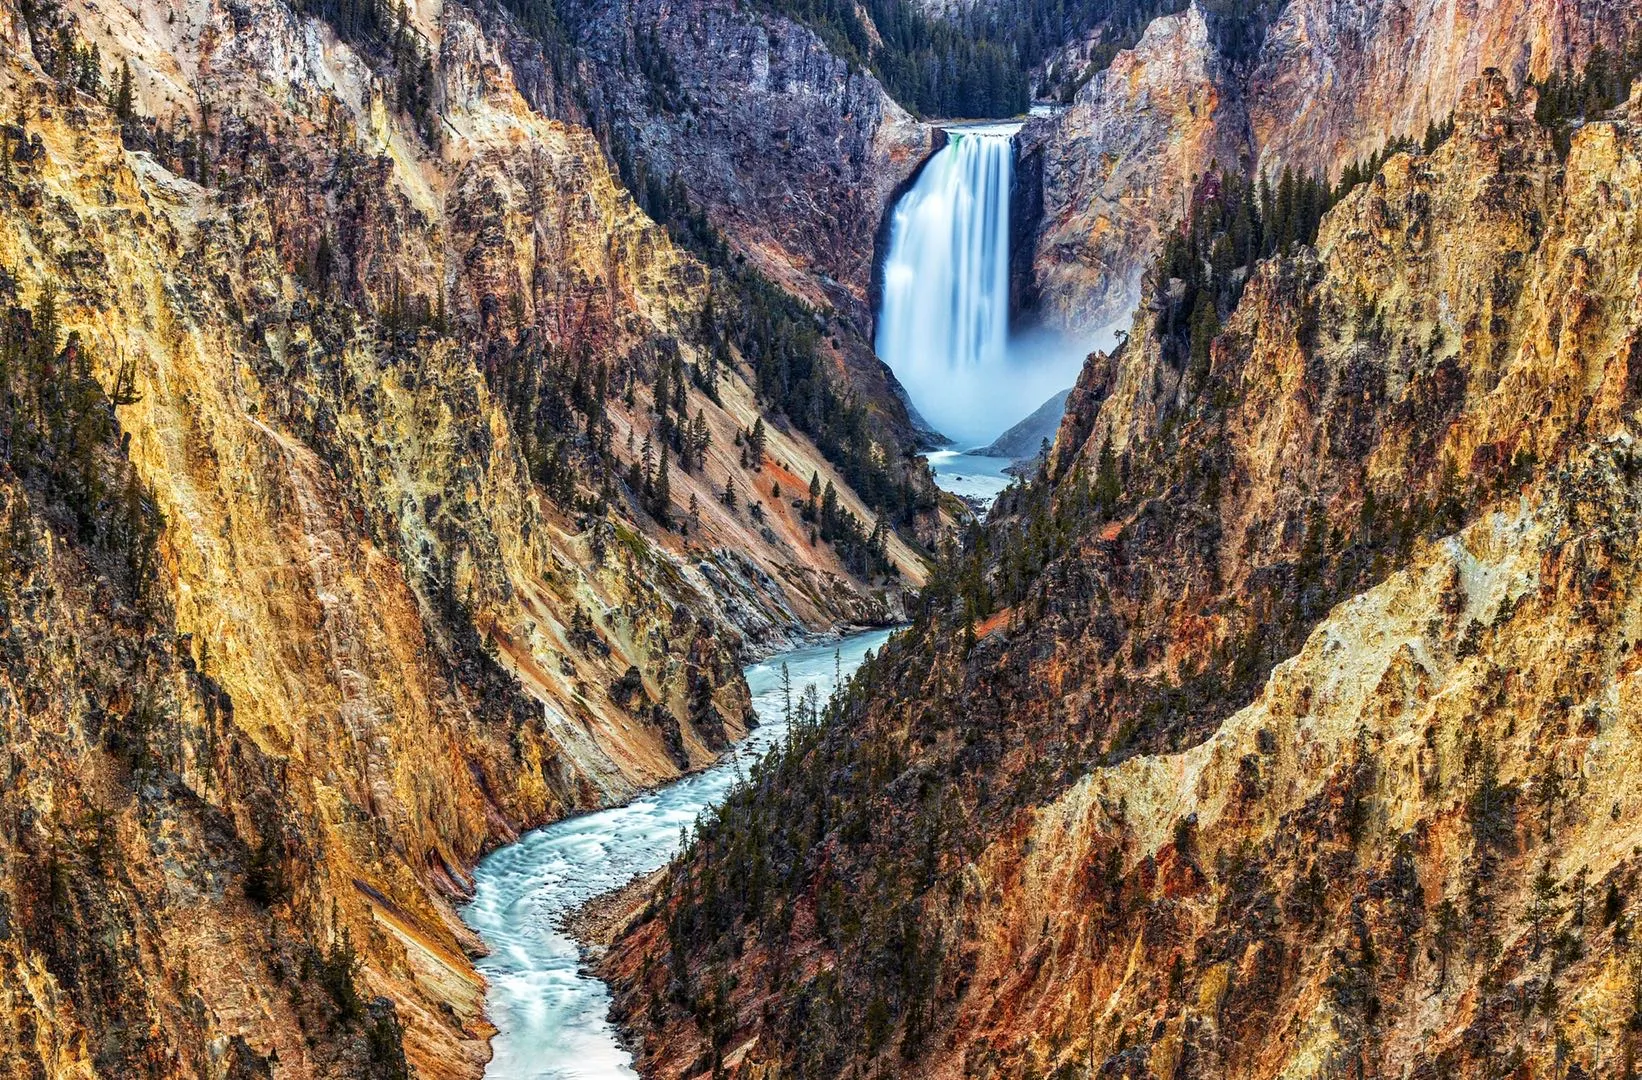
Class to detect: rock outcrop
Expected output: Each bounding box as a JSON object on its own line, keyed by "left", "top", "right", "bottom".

{"left": 977, "top": 387, "right": 1072, "bottom": 461}
{"left": 559, "top": 0, "right": 939, "bottom": 445}
{"left": 1030, "top": 4, "right": 1246, "bottom": 336}
{"left": 1028, "top": 0, "right": 1642, "bottom": 335}
{"left": 565, "top": 0, "right": 934, "bottom": 316}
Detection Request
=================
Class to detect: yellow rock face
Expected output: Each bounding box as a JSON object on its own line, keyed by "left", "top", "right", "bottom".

{"left": 909, "top": 78, "right": 1642, "bottom": 1080}
{"left": 0, "top": 0, "right": 924, "bottom": 1074}
{"left": 1031, "top": 5, "right": 1248, "bottom": 336}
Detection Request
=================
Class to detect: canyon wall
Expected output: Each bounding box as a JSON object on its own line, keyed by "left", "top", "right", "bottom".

{"left": 1030, "top": 0, "right": 1642, "bottom": 334}
{"left": 606, "top": 73, "right": 1642, "bottom": 1080}
{"left": 563, "top": 0, "right": 935, "bottom": 317}
{"left": 0, "top": 0, "right": 926, "bottom": 1073}
{"left": 1029, "top": 3, "right": 1246, "bottom": 336}
{"left": 560, "top": 0, "right": 940, "bottom": 445}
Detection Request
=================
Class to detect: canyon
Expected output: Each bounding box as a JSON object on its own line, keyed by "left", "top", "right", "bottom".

{"left": 603, "top": 63, "right": 1642, "bottom": 1080}
{"left": 3, "top": 0, "right": 1642, "bottom": 1077}
{"left": 0, "top": 0, "right": 937, "bottom": 1075}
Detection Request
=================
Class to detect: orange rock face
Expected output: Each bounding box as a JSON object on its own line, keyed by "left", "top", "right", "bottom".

{"left": 1028, "top": 0, "right": 1642, "bottom": 336}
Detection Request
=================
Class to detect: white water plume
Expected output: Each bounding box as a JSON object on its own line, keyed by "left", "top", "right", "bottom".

{"left": 876, "top": 125, "right": 1089, "bottom": 449}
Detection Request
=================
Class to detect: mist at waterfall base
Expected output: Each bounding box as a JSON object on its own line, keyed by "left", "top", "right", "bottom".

{"left": 876, "top": 127, "right": 1093, "bottom": 450}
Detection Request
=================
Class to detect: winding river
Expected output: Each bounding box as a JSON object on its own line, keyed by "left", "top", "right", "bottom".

{"left": 461, "top": 628, "right": 895, "bottom": 1079}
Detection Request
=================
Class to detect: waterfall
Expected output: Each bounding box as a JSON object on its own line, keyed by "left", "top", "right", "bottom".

{"left": 877, "top": 126, "right": 1094, "bottom": 450}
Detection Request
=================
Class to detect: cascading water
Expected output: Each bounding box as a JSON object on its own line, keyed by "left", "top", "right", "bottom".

{"left": 876, "top": 124, "right": 1087, "bottom": 454}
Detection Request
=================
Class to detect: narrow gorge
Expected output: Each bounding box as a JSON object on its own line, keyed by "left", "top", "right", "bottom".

{"left": 460, "top": 104, "right": 1066, "bottom": 1080}
{"left": 2, "top": 0, "right": 1641, "bottom": 1078}
{"left": 462, "top": 630, "right": 890, "bottom": 1080}
{"left": 605, "top": 63, "right": 1642, "bottom": 1080}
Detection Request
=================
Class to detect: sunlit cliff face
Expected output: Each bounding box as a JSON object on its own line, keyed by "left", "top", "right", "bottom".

{"left": 603, "top": 73, "right": 1642, "bottom": 1080}
{"left": 0, "top": 0, "right": 929, "bottom": 1071}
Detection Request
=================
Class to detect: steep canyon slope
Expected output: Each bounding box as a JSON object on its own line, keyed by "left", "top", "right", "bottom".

{"left": 555, "top": 0, "right": 941, "bottom": 447}
{"left": 0, "top": 0, "right": 928, "bottom": 1074}
{"left": 606, "top": 74, "right": 1642, "bottom": 1079}
{"left": 1029, "top": 0, "right": 1642, "bottom": 335}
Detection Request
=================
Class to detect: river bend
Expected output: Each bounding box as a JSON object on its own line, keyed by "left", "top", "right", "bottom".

{"left": 462, "top": 629, "right": 895, "bottom": 1079}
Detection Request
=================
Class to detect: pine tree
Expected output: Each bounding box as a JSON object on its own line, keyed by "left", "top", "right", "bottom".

{"left": 1274, "top": 166, "right": 1297, "bottom": 255}
{"left": 1188, "top": 288, "right": 1219, "bottom": 386}
{"left": 654, "top": 363, "right": 670, "bottom": 419}
{"left": 1094, "top": 437, "right": 1120, "bottom": 517}
{"left": 869, "top": 516, "right": 887, "bottom": 565}
{"left": 820, "top": 480, "right": 839, "bottom": 538}
{"left": 1526, "top": 863, "right": 1561, "bottom": 958}
{"left": 627, "top": 444, "right": 644, "bottom": 498}
{"left": 640, "top": 433, "right": 655, "bottom": 499}
{"left": 652, "top": 444, "right": 672, "bottom": 525}
{"left": 691, "top": 410, "right": 711, "bottom": 468}
{"left": 313, "top": 231, "right": 334, "bottom": 289}
{"left": 112, "top": 60, "right": 134, "bottom": 125}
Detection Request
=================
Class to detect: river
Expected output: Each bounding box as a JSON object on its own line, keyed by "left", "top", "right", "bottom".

{"left": 461, "top": 628, "right": 896, "bottom": 1079}
{"left": 927, "top": 448, "right": 1016, "bottom": 511}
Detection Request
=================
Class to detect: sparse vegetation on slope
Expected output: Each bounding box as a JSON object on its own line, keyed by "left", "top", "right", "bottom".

{"left": 0, "top": 0, "right": 932, "bottom": 1067}
{"left": 1534, "top": 31, "right": 1642, "bottom": 156}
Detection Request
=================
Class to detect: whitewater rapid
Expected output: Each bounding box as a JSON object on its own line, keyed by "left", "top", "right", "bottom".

{"left": 462, "top": 629, "right": 894, "bottom": 1079}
